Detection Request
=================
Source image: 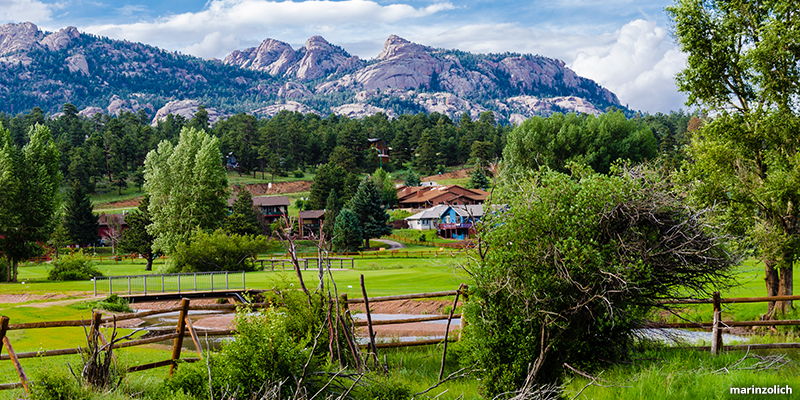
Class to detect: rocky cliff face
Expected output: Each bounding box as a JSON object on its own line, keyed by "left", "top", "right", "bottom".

{"left": 0, "top": 22, "right": 623, "bottom": 123}
{"left": 224, "top": 35, "right": 362, "bottom": 82}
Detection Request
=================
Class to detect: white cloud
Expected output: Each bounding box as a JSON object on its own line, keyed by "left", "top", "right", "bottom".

{"left": 0, "top": 0, "right": 54, "bottom": 22}
{"left": 185, "top": 31, "right": 240, "bottom": 59}
{"left": 420, "top": 20, "right": 688, "bottom": 113}
{"left": 570, "top": 19, "right": 688, "bottom": 113}
{"left": 82, "top": 0, "right": 455, "bottom": 58}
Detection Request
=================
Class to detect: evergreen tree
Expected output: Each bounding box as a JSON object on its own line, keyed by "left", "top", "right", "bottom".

{"left": 467, "top": 167, "right": 491, "bottom": 190}
{"left": 119, "top": 195, "right": 161, "bottom": 271}
{"left": 405, "top": 170, "right": 421, "bottom": 187}
{"left": 414, "top": 128, "right": 439, "bottom": 175}
{"left": 332, "top": 209, "right": 362, "bottom": 252}
{"left": 307, "top": 162, "right": 346, "bottom": 210}
{"left": 64, "top": 180, "right": 100, "bottom": 247}
{"left": 372, "top": 167, "right": 398, "bottom": 208}
{"left": 323, "top": 189, "right": 342, "bottom": 237}
{"left": 224, "top": 190, "right": 262, "bottom": 236}
{"left": 347, "top": 179, "right": 392, "bottom": 248}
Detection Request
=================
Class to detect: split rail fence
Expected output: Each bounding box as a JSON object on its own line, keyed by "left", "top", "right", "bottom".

{"left": 0, "top": 284, "right": 470, "bottom": 394}
{"left": 649, "top": 292, "right": 800, "bottom": 355}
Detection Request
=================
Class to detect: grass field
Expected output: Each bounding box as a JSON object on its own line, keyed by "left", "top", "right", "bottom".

{"left": 0, "top": 255, "right": 798, "bottom": 399}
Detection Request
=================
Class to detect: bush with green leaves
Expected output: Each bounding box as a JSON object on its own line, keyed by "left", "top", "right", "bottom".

{"left": 87, "top": 294, "right": 132, "bottom": 313}
{"left": 170, "top": 229, "right": 270, "bottom": 273}
{"left": 462, "top": 164, "right": 736, "bottom": 397}
{"left": 166, "top": 288, "right": 357, "bottom": 399}
{"left": 48, "top": 252, "right": 103, "bottom": 281}
{"left": 30, "top": 367, "right": 90, "bottom": 400}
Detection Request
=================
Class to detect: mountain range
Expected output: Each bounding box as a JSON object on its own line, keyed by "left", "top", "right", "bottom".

{"left": 0, "top": 22, "right": 623, "bottom": 124}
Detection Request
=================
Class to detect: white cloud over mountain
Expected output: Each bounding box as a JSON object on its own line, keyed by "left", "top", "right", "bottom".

{"left": 0, "top": 0, "right": 54, "bottom": 22}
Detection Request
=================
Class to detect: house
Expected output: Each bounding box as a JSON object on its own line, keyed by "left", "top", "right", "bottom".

{"left": 404, "top": 204, "right": 449, "bottom": 230}
{"left": 299, "top": 210, "right": 325, "bottom": 238}
{"left": 397, "top": 185, "right": 489, "bottom": 209}
{"left": 438, "top": 204, "right": 484, "bottom": 240}
{"left": 228, "top": 195, "right": 290, "bottom": 224}
{"left": 98, "top": 212, "right": 128, "bottom": 245}
{"left": 368, "top": 138, "right": 390, "bottom": 159}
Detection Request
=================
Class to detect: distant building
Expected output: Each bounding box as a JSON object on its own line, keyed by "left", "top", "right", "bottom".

{"left": 397, "top": 185, "right": 489, "bottom": 209}
{"left": 299, "top": 209, "right": 325, "bottom": 238}
{"left": 404, "top": 204, "right": 449, "bottom": 230}
{"left": 228, "top": 195, "right": 290, "bottom": 224}
{"left": 438, "top": 204, "right": 484, "bottom": 240}
{"left": 98, "top": 212, "right": 128, "bottom": 245}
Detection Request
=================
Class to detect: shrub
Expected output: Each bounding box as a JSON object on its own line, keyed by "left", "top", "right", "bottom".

{"left": 87, "top": 294, "right": 132, "bottom": 313}
{"left": 170, "top": 229, "right": 270, "bottom": 273}
{"left": 294, "top": 170, "right": 305, "bottom": 178}
{"left": 30, "top": 367, "right": 90, "bottom": 400}
{"left": 48, "top": 252, "right": 103, "bottom": 281}
{"left": 463, "top": 165, "right": 736, "bottom": 396}
{"left": 361, "top": 376, "right": 413, "bottom": 400}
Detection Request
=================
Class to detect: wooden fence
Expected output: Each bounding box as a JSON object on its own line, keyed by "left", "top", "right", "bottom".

{"left": 387, "top": 234, "right": 473, "bottom": 249}
{"left": 649, "top": 293, "right": 800, "bottom": 355}
{"left": 0, "top": 284, "right": 470, "bottom": 394}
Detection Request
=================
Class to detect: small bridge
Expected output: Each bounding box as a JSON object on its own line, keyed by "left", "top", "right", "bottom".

{"left": 93, "top": 271, "right": 247, "bottom": 299}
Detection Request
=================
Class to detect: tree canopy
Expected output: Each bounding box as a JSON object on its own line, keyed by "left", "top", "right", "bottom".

{"left": 63, "top": 180, "right": 100, "bottom": 247}
{"left": 119, "top": 195, "right": 161, "bottom": 271}
{"left": 346, "top": 179, "right": 392, "bottom": 248}
{"left": 503, "top": 111, "right": 657, "bottom": 175}
{"left": 669, "top": 0, "right": 800, "bottom": 315}
{"left": 0, "top": 123, "right": 62, "bottom": 282}
{"left": 144, "top": 126, "right": 229, "bottom": 255}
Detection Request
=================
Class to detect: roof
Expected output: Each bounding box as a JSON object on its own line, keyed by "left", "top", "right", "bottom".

{"left": 398, "top": 185, "right": 488, "bottom": 206}
{"left": 405, "top": 205, "right": 449, "bottom": 221}
{"left": 299, "top": 210, "right": 326, "bottom": 219}
{"left": 98, "top": 213, "right": 127, "bottom": 226}
{"left": 448, "top": 204, "right": 484, "bottom": 218}
{"left": 228, "top": 195, "right": 290, "bottom": 207}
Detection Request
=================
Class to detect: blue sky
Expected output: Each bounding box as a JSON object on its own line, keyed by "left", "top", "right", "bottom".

{"left": 2, "top": 0, "right": 688, "bottom": 113}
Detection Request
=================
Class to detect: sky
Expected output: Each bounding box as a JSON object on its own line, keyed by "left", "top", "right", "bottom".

{"left": 1, "top": 0, "right": 690, "bottom": 114}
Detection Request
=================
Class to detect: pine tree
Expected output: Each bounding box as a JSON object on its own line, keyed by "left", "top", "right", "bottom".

{"left": 225, "top": 190, "right": 262, "bottom": 236}
{"left": 414, "top": 128, "right": 440, "bottom": 175}
{"left": 332, "top": 209, "right": 362, "bottom": 252}
{"left": 467, "top": 167, "right": 491, "bottom": 190}
{"left": 119, "top": 195, "right": 161, "bottom": 271}
{"left": 323, "top": 189, "right": 341, "bottom": 237}
{"left": 64, "top": 180, "right": 100, "bottom": 247}
{"left": 347, "top": 179, "right": 392, "bottom": 248}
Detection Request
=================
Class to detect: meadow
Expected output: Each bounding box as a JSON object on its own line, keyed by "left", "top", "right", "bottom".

{"left": 0, "top": 250, "right": 798, "bottom": 399}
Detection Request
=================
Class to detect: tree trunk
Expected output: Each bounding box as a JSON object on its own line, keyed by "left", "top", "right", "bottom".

{"left": 777, "top": 266, "right": 794, "bottom": 314}
{"left": 5, "top": 258, "right": 10, "bottom": 283}
{"left": 11, "top": 259, "right": 18, "bottom": 283}
{"left": 364, "top": 238, "right": 370, "bottom": 249}
{"left": 145, "top": 255, "right": 153, "bottom": 272}
{"left": 764, "top": 259, "right": 780, "bottom": 319}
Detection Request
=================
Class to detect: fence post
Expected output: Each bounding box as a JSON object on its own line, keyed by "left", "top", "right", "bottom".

{"left": 128, "top": 276, "right": 131, "bottom": 295}
{"left": 162, "top": 275, "right": 165, "bottom": 293}
{"left": 194, "top": 274, "right": 197, "bottom": 291}
{"left": 0, "top": 316, "right": 8, "bottom": 355}
{"left": 94, "top": 278, "right": 97, "bottom": 296}
{"left": 169, "top": 298, "right": 191, "bottom": 376}
{"left": 711, "top": 291, "right": 722, "bottom": 356}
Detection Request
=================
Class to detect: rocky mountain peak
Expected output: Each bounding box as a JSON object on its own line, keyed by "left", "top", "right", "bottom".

{"left": 0, "top": 22, "right": 43, "bottom": 57}
{"left": 40, "top": 26, "right": 80, "bottom": 51}
{"left": 377, "top": 35, "right": 426, "bottom": 60}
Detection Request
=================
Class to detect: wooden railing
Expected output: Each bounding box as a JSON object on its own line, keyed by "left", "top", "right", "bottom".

{"left": 649, "top": 293, "right": 800, "bottom": 355}
{"left": 387, "top": 234, "right": 472, "bottom": 249}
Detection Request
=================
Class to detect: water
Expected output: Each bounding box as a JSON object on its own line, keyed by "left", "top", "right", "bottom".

{"left": 636, "top": 328, "right": 750, "bottom": 346}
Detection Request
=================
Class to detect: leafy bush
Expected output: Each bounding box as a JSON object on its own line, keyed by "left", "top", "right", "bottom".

{"left": 462, "top": 165, "right": 736, "bottom": 396}
{"left": 30, "top": 367, "right": 90, "bottom": 400}
{"left": 293, "top": 170, "right": 305, "bottom": 178}
{"left": 87, "top": 294, "right": 132, "bottom": 313}
{"left": 361, "top": 376, "right": 413, "bottom": 400}
{"left": 48, "top": 252, "right": 103, "bottom": 281}
{"left": 170, "top": 229, "right": 270, "bottom": 273}
{"left": 166, "top": 288, "right": 356, "bottom": 399}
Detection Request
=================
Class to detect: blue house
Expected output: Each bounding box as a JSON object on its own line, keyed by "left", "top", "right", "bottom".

{"left": 438, "top": 205, "right": 484, "bottom": 240}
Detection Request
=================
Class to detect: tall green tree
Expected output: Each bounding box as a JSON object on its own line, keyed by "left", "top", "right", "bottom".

{"left": 323, "top": 189, "right": 342, "bottom": 237}
{"left": 63, "top": 180, "right": 100, "bottom": 247}
{"left": 668, "top": 0, "right": 800, "bottom": 316}
{"left": 307, "top": 162, "right": 347, "bottom": 210}
{"left": 332, "top": 209, "right": 362, "bottom": 252}
{"left": 0, "top": 124, "right": 62, "bottom": 282}
{"left": 346, "top": 179, "right": 392, "bottom": 248}
{"left": 224, "top": 190, "right": 262, "bottom": 236}
{"left": 144, "top": 126, "right": 229, "bottom": 255}
{"left": 503, "top": 111, "right": 657, "bottom": 175}
{"left": 119, "top": 195, "right": 161, "bottom": 271}
{"left": 372, "top": 167, "right": 398, "bottom": 208}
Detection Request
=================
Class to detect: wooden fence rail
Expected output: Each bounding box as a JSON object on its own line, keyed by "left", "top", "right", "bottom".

{"left": 0, "top": 284, "right": 471, "bottom": 393}
{"left": 655, "top": 292, "right": 800, "bottom": 355}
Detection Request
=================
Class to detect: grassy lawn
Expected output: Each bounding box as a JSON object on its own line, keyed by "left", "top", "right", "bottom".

{"left": 0, "top": 257, "right": 797, "bottom": 399}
